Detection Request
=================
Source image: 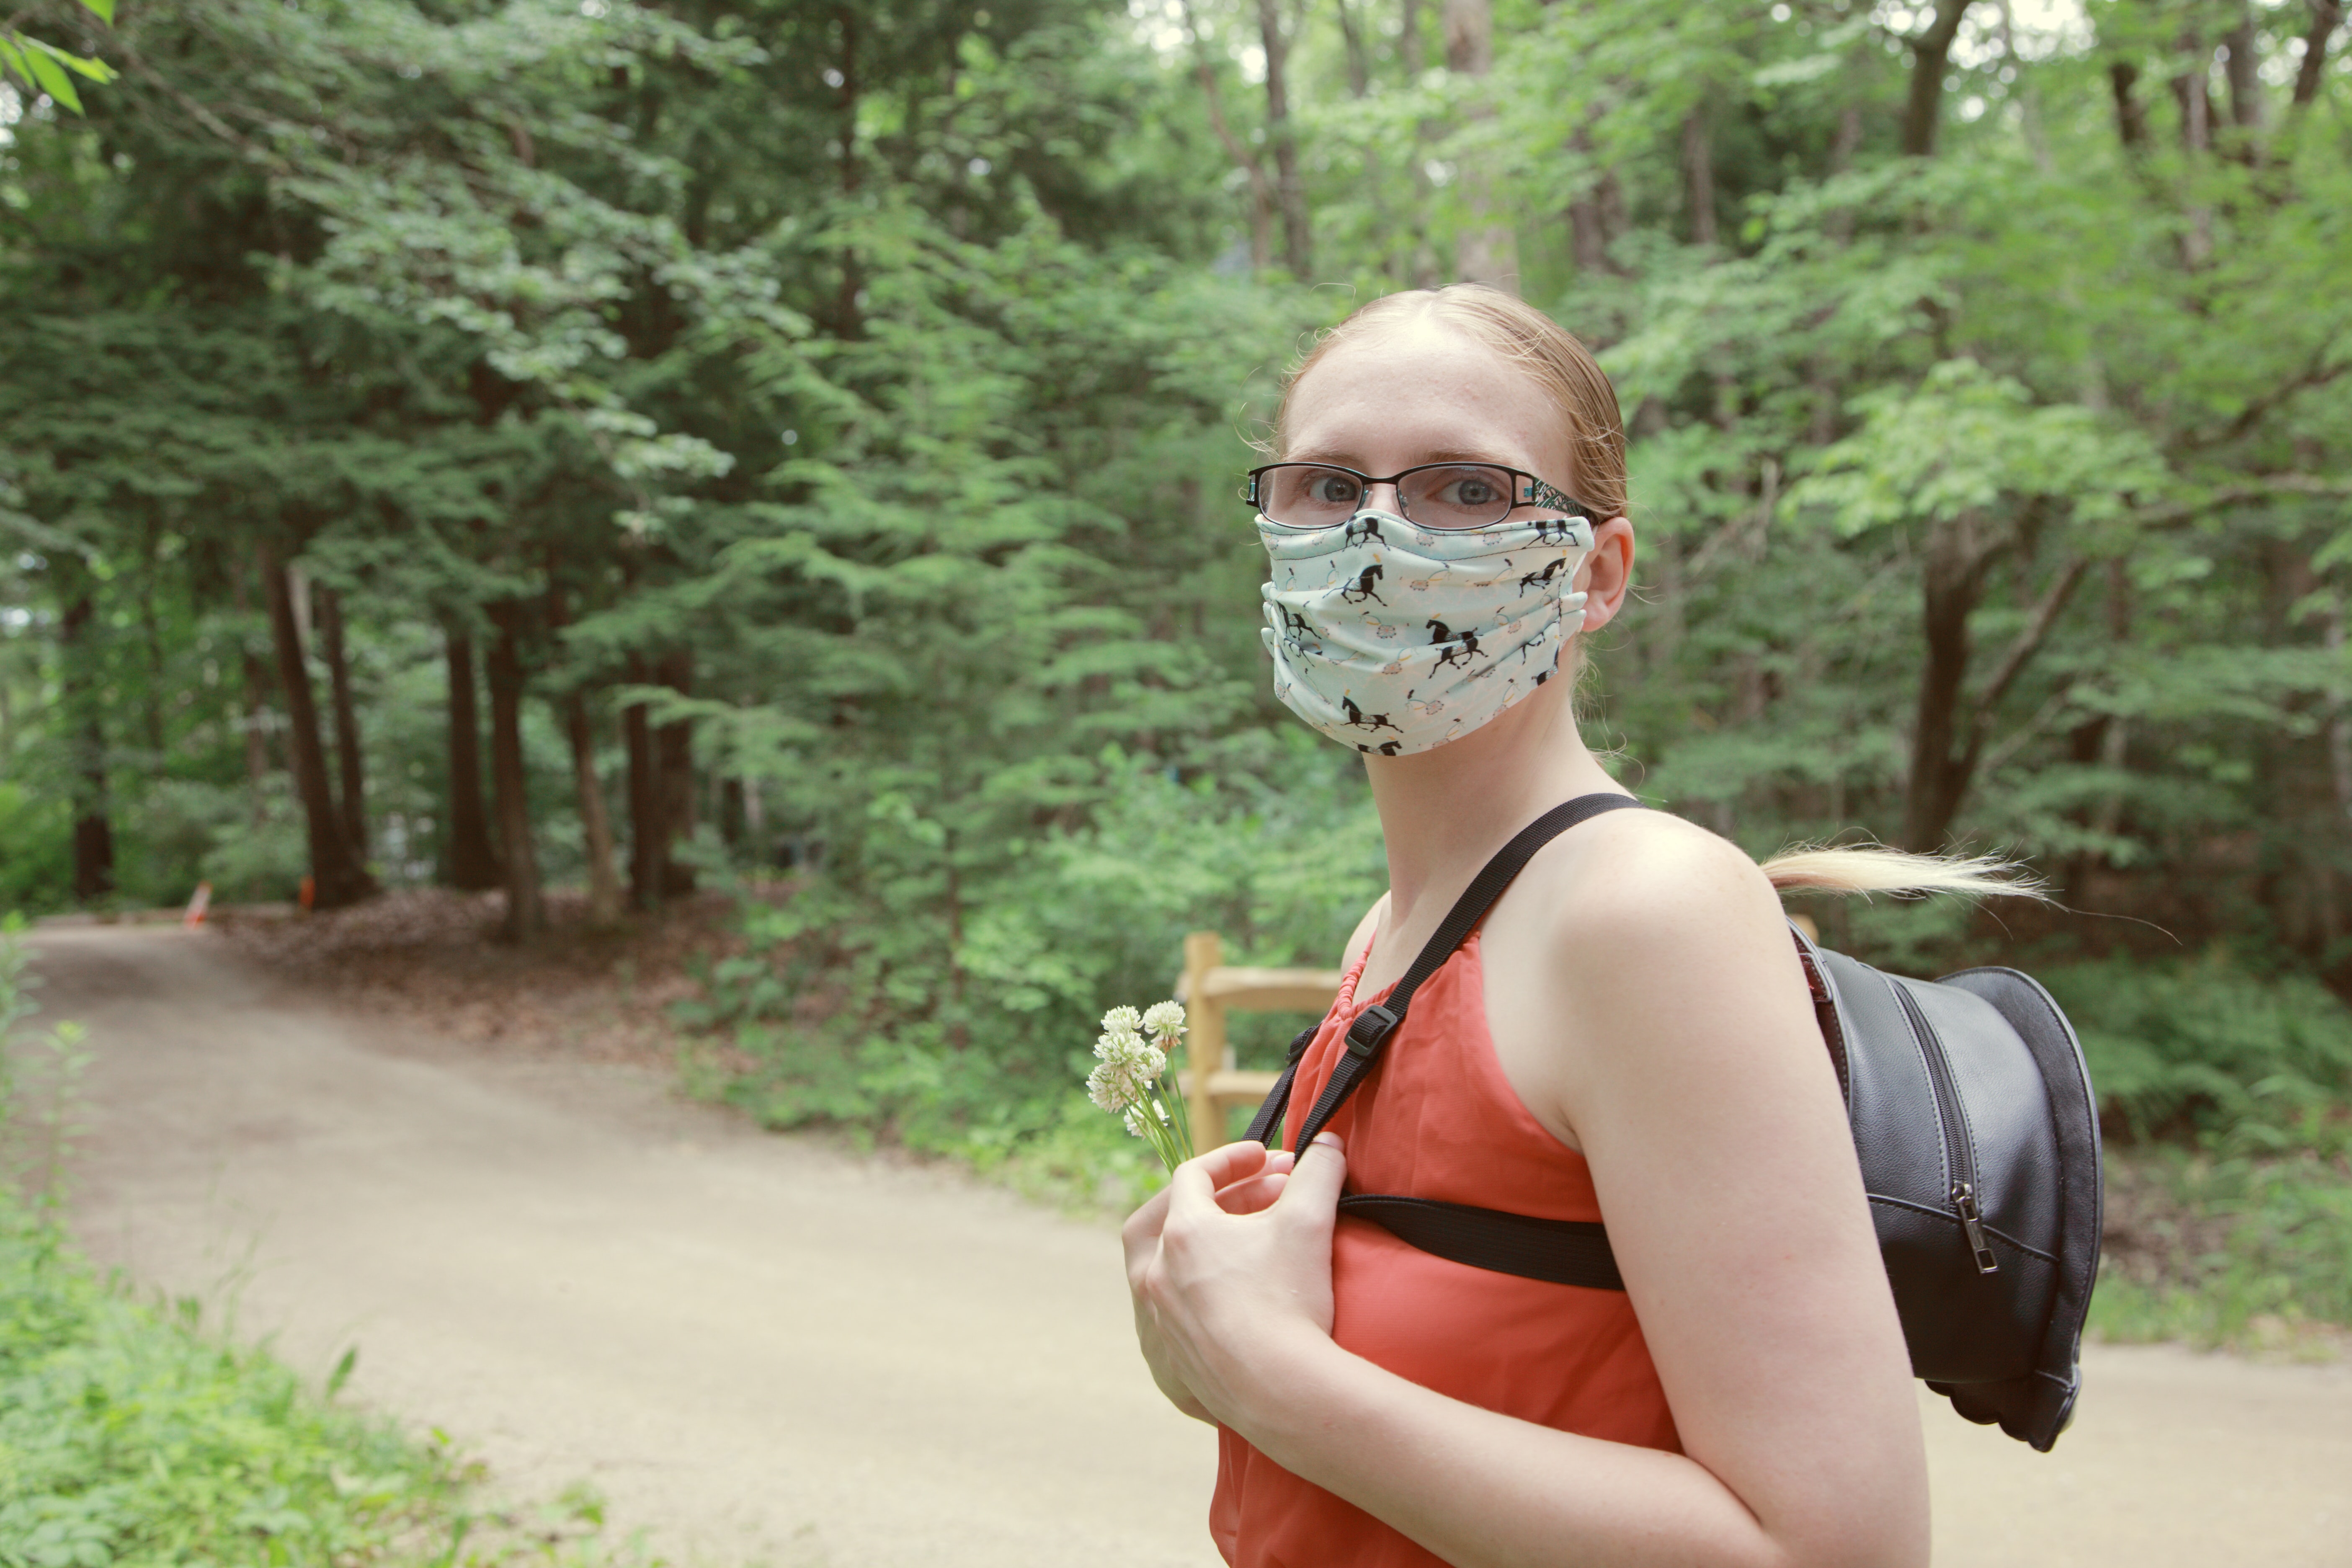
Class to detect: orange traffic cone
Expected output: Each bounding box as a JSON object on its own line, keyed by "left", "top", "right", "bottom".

{"left": 183, "top": 881, "right": 213, "bottom": 931}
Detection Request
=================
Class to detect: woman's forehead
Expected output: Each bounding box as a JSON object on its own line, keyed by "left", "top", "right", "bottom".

{"left": 1283, "top": 322, "right": 1568, "bottom": 477}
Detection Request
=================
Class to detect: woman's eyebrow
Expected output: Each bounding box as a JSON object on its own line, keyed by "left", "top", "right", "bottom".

{"left": 1282, "top": 447, "right": 1524, "bottom": 470}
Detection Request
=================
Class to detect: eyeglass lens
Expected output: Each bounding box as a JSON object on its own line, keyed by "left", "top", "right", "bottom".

{"left": 1260, "top": 464, "right": 1520, "bottom": 530}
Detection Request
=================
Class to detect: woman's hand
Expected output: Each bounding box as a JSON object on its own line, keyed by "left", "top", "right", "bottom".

{"left": 1122, "top": 1140, "right": 1302, "bottom": 1421}
{"left": 1123, "top": 1135, "right": 1347, "bottom": 1429}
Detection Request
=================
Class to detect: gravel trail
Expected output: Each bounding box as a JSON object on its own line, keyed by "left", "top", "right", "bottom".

{"left": 30, "top": 925, "right": 2352, "bottom": 1568}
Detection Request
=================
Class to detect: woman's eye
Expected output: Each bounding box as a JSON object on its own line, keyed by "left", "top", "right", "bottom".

{"left": 1444, "top": 478, "right": 1498, "bottom": 506}
{"left": 1309, "top": 475, "right": 1361, "bottom": 505}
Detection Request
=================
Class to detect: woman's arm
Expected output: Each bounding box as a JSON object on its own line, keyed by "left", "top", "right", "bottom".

{"left": 1129, "top": 827, "right": 1928, "bottom": 1568}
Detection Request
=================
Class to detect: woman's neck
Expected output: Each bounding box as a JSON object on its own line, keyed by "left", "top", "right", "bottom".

{"left": 1364, "top": 679, "right": 1625, "bottom": 929}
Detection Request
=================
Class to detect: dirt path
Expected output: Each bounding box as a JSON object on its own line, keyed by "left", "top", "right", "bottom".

{"left": 30, "top": 926, "right": 2352, "bottom": 1568}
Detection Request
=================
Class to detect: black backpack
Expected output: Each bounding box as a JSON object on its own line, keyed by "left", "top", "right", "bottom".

{"left": 1245, "top": 793, "right": 2104, "bottom": 1452}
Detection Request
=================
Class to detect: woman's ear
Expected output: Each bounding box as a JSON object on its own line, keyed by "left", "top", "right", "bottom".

{"left": 1574, "top": 516, "right": 1636, "bottom": 633}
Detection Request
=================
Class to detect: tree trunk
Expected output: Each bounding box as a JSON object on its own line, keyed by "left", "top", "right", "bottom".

{"left": 1182, "top": 0, "right": 1274, "bottom": 272}
{"left": 2110, "top": 60, "right": 2150, "bottom": 151}
{"left": 1567, "top": 125, "right": 1628, "bottom": 276}
{"left": 544, "top": 581, "right": 621, "bottom": 924}
{"left": 1444, "top": 0, "right": 1514, "bottom": 289}
{"left": 134, "top": 549, "right": 166, "bottom": 764}
{"left": 232, "top": 565, "right": 273, "bottom": 828}
{"left": 2222, "top": 8, "right": 2262, "bottom": 134}
{"left": 1682, "top": 106, "right": 1718, "bottom": 248}
{"left": 1335, "top": 0, "right": 1371, "bottom": 96}
{"left": 656, "top": 649, "right": 698, "bottom": 897}
{"left": 485, "top": 601, "right": 544, "bottom": 941}
{"left": 317, "top": 584, "right": 368, "bottom": 862}
{"left": 1259, "top": 0, "right": 1313, "bottom": 276}
{"left": 262, "top": 547, "right": 375, "bottom": 909}
{"left": 625, "top": 656, "right": 664, "bottom": 911}
{"left": 1903, "top": 515, "right": 2006, "bottom": 850}
{"left": 57, "top": 578, "right": 115, "bottom": 904}
{"left": 566, "top": 691, "right": 624, "bottom": 927}
{"left": 1401, "top": 0, "right": 1441, "bottom": 286}
{"left": 2293, "top": 1, "right": 2344, "bottom": 109}
{"left": 442, "top": 627, "right": 505, "bottom": 890}
{"left": 1902, "top": 0, "right": 1975, "bottom": 157}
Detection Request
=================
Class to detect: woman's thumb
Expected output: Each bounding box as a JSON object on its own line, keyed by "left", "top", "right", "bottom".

{"left": 1279, "top": 1132, "right": 1347, "bottom": 1216}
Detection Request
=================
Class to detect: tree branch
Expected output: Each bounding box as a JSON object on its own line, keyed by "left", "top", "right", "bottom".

{"left": 1902, "top": 0, "right": 1975, "bottom": 157}
{"left": 2180, "top": 340, "right": 2349, "bottom": 451}
{"left": 1179, "top": 0, "right": 1273, "bottom": 271}
{"left": 2126, "top": 475, "right": 2352, "bottom": 531}
{"left": 1974, "top": 555, "right": 2090, "bottom": 726}
{"left": 2294, "top": 0, "right": 2344, "bottom": 108}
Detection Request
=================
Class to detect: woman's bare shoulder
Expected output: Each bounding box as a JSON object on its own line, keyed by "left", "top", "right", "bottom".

{"left": 1534, "top": 805, "right": 1787, "bottom": 957}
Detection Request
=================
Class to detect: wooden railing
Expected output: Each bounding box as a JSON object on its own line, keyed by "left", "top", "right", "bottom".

{"left": 1177, "top": 931, "right": 1342, "bottom": 1145}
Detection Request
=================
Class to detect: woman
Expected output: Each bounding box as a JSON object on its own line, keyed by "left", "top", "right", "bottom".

{"left": 1122, "top": 286, "right": 1955, "bottom": 1568}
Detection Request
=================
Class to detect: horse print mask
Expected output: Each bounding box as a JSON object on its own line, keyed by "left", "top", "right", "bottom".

{"left": 1256, "top": 507, "right": 1594, "bottom": 757}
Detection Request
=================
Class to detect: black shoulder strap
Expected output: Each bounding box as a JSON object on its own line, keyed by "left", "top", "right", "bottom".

{"left": 1243, "top": 792, "right": 1644, "bottom": 1153}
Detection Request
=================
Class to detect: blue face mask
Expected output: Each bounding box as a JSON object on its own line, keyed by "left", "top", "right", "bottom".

{"left": 1257, "top": 508, "right": 1593, "bottom": 756}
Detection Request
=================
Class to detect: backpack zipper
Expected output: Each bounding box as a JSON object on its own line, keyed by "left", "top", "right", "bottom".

{"left": 1889, "top": 979, "right": 2001, "bottom": 1276}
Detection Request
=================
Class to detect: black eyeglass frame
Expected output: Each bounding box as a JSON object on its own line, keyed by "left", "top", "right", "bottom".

{"left": 1244, "top": 462, "right": 1598, "bottom": 530}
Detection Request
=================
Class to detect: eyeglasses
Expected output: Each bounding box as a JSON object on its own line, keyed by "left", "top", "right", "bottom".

{"left": 1245, "top": 462, "right": 1594, "bottom": 531}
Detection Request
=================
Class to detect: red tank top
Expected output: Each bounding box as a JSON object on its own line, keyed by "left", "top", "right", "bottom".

{"left": 1210, "top": 931, "right": 1680, "bottom": 1568}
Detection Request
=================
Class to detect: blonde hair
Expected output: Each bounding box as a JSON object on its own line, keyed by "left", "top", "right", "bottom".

{"left": 1757, "top": 845, "right": 2048, "bottom": 900}
{"left": 1276, "top": 287, "right": 2047, "bottom": 906}
{"left": 1274, "top": 285, "right": 1627, "bottom": 521}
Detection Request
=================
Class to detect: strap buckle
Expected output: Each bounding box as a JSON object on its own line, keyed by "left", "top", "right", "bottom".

{"left": 1345, "top": 1003, "right": 1400, "bottom": 1058}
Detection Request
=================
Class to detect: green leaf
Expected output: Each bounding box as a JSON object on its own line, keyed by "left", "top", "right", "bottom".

{"left": 76, "top": 0, "right": 115, "bottom": 23}
{"left": 19, "top": 41, "right": 84, "bottom": 113}
{"left": 26, "top": 35, "right": 118, "bottom": 83}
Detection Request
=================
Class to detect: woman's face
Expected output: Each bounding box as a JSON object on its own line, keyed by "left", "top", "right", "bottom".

{"left": 1279, "top": 318, "right": 1635, "bottom": 631}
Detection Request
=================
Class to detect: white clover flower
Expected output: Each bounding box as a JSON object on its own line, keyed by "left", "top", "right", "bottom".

{"left": 1142, "top": 1000, "right": 1186, "bottom": 1041}
{"left": 1095, "top": 1025, "right": 1146, "bottom": 1062}
{"left": 1122, "top": 1107, "right": 1146, "bottom": 1138}
{"left": 1101, "top": 1005, "right": 1143, "bottom": 1035}
{"left": 1136, "top": 1041, "right": 1167, "bottom": 1080}
{"left": 1155, "top": 1101, "right": 1171, "bottom": 1124}
{"left": 1086, "top": 1062, "right": 1131, "bottom": 1114}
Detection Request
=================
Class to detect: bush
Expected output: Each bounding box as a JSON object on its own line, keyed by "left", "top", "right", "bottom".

{"left": 2039, "top": 949, "right": 2352, "bottom": 1144}
{"left": 696, "top": 731, "right": 1385, "bottom": 1202}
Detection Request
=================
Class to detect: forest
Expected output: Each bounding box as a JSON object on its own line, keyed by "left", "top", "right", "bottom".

{"left": 3, "top": 0, "right": 2350, "bottom": 1322}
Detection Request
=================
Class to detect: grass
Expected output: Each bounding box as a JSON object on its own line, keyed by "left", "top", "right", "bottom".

{"left": 0, "top": 1197, "right": 668, "bottom": 1568}
{"left": 2089, "top": 1138, "right": 2352, "bottom": 1356}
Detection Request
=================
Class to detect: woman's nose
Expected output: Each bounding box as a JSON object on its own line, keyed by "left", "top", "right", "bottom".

{"left": 1364, "top": 481, "right": 1405, "bottom": 511}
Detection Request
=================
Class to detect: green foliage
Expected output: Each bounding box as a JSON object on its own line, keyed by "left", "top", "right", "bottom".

{"left": 0, "top": 1206, "right": 447, "bottom": 1567}
{"left": 2092, "top": 1141, "right": 2352, "bottom": 1351}
{"left": 0, "top": 1193, "right": 676, "bottom": 1568}
{"left": 697, "top": 735, "right": 1382, "bottom": 1201}
{"left": 2043, "top": 950, "right": 2352, "bottom": 1145}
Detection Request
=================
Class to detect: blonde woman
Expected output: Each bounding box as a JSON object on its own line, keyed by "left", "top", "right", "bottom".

{"left": 1123, "top": 286, "right": 1999, "bottom": 1568}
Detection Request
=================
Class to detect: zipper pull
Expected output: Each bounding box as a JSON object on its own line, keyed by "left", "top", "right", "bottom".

{"left": 1953, "top": 1182, "right": 2001, "bottom": 1275}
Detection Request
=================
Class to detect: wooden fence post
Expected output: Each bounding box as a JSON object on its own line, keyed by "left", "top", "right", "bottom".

{"left": 1184, "top": 930, "right": 1226, "bottom": 1145}
{"left": 1179, "top": 930, "right": 1344, "bottom": 1150}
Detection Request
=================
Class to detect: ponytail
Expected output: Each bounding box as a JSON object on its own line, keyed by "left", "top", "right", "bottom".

{"left": 1758, "top": 844, "right": 2050, "bottom": 901}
